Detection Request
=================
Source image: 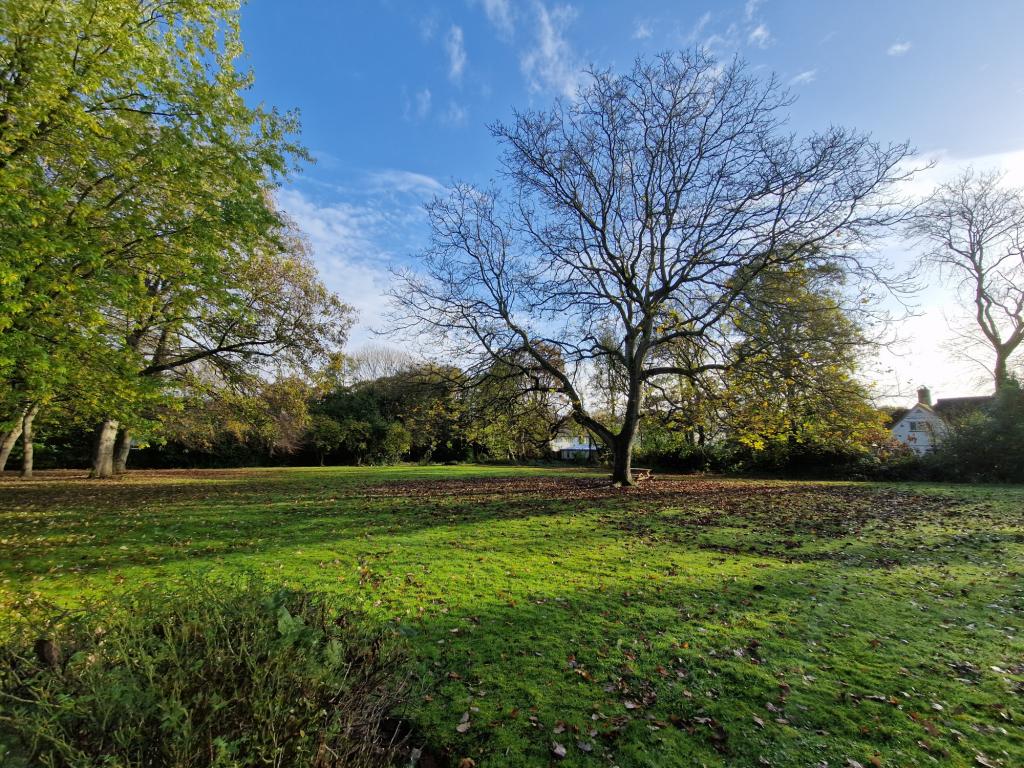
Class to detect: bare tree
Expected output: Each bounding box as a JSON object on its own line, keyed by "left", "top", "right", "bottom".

{"left": 391, "top": 52, "right": 914, "bottom": 485}
{"left": 910, "top": 169, "right": 1024, "bottom": 391}
{"left": 345, "top": 344, "right": 418, "bottom": 384}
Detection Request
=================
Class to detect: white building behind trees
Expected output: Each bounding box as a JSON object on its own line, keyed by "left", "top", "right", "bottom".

{"left": 890, "top": 387, "right": 993, "bottom": 455}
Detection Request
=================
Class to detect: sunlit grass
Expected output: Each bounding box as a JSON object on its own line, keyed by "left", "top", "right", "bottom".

{"left": 1, "top": 466, "right": 1021, "bottom": 767}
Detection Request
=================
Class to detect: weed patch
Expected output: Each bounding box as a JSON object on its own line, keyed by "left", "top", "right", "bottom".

{"left": 0, "top": 574, "right": 409, "bottom": 767}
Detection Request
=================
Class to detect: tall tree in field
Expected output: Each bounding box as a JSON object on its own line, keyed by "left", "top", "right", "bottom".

{"left": 1, "top": 0, "right": 297, "bottom": 367}
{"left": 910, "top": 169, "right": 1024, "bottom": 391}
{"left": 392, "top": 51, "right": 915, "bottom": 484}
{"left": 720, "top": 260, "right": 888, "bottom": 461}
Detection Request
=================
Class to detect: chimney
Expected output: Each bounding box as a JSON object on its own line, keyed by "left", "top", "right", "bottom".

{"left": 917, "top": 386, "right": 932, "bottom": 406}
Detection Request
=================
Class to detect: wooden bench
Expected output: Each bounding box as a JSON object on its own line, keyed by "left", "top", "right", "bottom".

{"left": 610, "top": 467, "right": 653, "bottom": 483}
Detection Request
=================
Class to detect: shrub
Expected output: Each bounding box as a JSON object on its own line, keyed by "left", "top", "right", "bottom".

{"left": 634, "top": 443, "right": 736, "bottom": 474}
{"left": 731, "top": 435, "right": 912, "bottom": 480}
{"left": 0, "top": 574, "right": 408, "bottom": 768}
{"left": 922, "top": 380, "right": 1024, "bottom": 482}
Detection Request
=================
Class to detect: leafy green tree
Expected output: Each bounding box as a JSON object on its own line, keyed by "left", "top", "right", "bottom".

{"left": 0, "top": 0, "right": 339, "bottom": 475}
{"left": 305, "top": 365, "right": 470, "bottom": 465}
{"left": 154, "top": 375, "right": 313, "bottom": 465}
{"left": 309, "top": 388, "right": 396, "bottom": 465}
{"left": 719, "top": 261, "right": 889, "bottom": 466}
{"left": 308, "top": 414, "right": 345, "bottom": 466}
{"left": 378, "top": 422, "right": 413, "bottom": 464}
{"left": 367, "top": 366, "right": 469, "bottom": 462}
{"left": 641, "top": 331, "right": 720, "bottom": 452}
{"left": 243, "top": 377, "right": 314, "bottom": 460}
{"left": 464, "top": 359, "right": 561, "bottom": 461}
{"left": 96, "top": 219, "right": 353, "bottom": 475}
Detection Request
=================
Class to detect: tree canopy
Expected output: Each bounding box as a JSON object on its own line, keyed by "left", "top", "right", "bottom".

{"left": 0, "top": 0, "right": 351, "bottom": 476}
{"left": 719, "top": 260, "right": 889, "bottom": 462}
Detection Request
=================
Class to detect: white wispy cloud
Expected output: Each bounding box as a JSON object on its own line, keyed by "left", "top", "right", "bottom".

{"left": 419, "top": 13, "right": 439, "bottom": 41}
{"left": 276, "top": 189, "right": 393, "bottom": 338}
{"left": 898, "top": 146, "right": 1024, "bottom": 199}
{"left": 632, "top": 20, "right": 652, "bottom": 40}
{"left": 747, "top": 23, "right": 771, "bottom": 48}
{"left": 789, "top": 69, "right": 817, "bottom": 86}
{"left": 403, "top": 87, "right": 432, "bottom": 121}
{"left": 446, "top": 25, "right": 467, "bottom": 82}
{"left": 521, "top": 3, "right": 582, "bottom": 99}
{"left": 365, "top": 170, "right": 444, "bottom": 196}
{"left": 693, "top": 3, "right": 770, "bottom": 55}
{"left": 474, "top": 0, "right": 515, "bottom": 37}
{"left": 278, "top": 171, "right": 445, "bottom": 342}
{"left": 703, "top": 26, "right": 736, "bottom": 53}
{"left": 887, "top": 40, "right": 912, "bottom": 56}
{"left": 416, "top": 89, "right": 432, "bottom": 119}
{"left": 443, "top": 101, "right": 469, "bottom": 126}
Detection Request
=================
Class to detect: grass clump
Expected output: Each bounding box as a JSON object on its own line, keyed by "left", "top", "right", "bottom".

{"left": 0, "top": 573, "right": 408, "bottom": 768}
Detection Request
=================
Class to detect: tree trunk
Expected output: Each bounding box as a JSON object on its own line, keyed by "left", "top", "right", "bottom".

{"left": 610, "top": 435, "right": 636, "bottom": 486}
{"left": 113, "top": 428, "right": 132, "bottom": 475}
{"left": 609, "top": 372, "right": 643, "bottom": 486}
{"left": 19, "top": 405, "right": 38, "bottom": 479}
{"left": 0, "top": 420, "right": 23, "bottom": 472}
{"left": 610, "top": 414, "right": 640, "bottom": 486}
{"left": 994, "top": 348, "right": 1010, "bottom": 393}
{"left": 90, "top": 419, "right": 119, "bottom": 478}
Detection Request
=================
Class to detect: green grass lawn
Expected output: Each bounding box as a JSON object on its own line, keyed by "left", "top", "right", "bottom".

{"left": 1, "top": 465, "right": 1021, "bottom": 767}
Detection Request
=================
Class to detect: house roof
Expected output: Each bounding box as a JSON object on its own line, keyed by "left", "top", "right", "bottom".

{"left": 890, "top": 392, "right": 995, "bottom": 438}
{"left": 891, "top": 402, "right": 940, "bottom": 425}
{"left": 934, "top": 395, "right": 993, "bottom": 418}
{"left": 883, "top": 406, "right": 909, "bottom": 428}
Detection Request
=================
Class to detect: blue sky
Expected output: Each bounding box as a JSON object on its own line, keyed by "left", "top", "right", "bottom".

{"left": 240, "top": 0, "right": 1024, "bottom": 400}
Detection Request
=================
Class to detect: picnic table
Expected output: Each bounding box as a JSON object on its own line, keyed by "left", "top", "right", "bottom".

{"left": 610, "top": 467, "right": 653, "bottom": 483}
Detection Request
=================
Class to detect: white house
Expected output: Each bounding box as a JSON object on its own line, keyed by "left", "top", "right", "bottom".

{"left": 890, "top": 387, "right": 947, "bottom": 454}
{"left": 890, "top": 386, "right": 992, "bottom": 455}
{"left": 550, "top": 430, "right": 599, "bottom": 460}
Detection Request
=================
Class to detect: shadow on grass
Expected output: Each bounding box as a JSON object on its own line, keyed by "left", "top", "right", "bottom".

{"left": 396, "top": 567, "right": 1020, "bottom": 768}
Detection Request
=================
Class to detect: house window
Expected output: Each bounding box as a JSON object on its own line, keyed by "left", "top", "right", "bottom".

{"left": 909, "top": 421, "right": 928, "bottom": 432}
